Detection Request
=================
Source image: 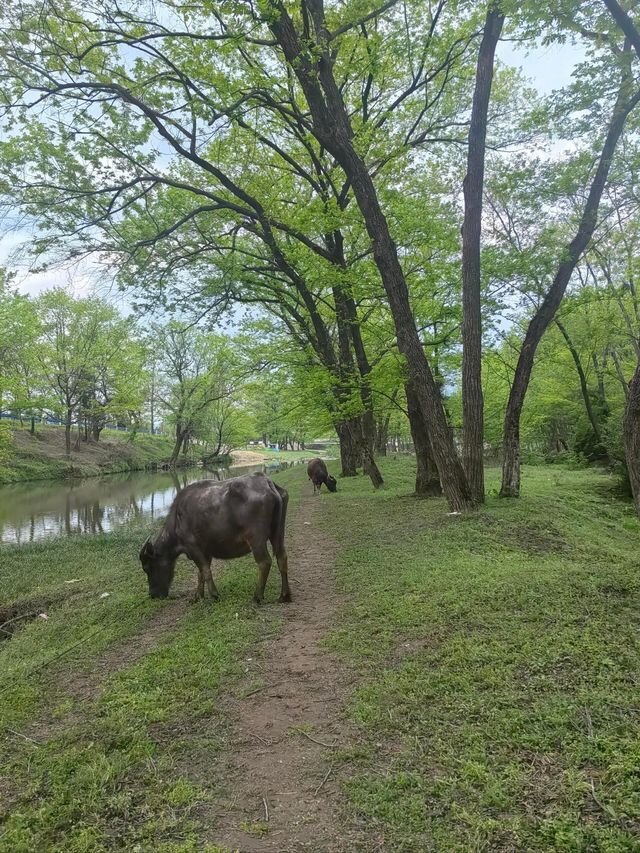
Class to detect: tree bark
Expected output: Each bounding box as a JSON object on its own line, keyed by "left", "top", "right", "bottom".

{"left": 266, "top": 0, "right": 474, "bottom": 511}
{"left": 376, "top": 415, "right": 391, "bottom": 455}
{"left": 336, "top": 420, "right": 359, "bottom": 476}
{"left": 170, "top": 423, "right": 185, "bottom": 467}
{"left": 500, "top": 53, "right": 639, "bottom": 496}
{"left": 406, "top": 383, "right": 441, "bottom": 496}
{"left": 65, "top": 407, "right": 72, "bottom": 457}
{"left": 555, "top": 318, "right": 606, "bottom": 451}
{"left": 623, "top": 361, "right": 640, "bottom": 515}
{"left": 462, "top": 6, "right": 504, "bottom": 503}
{"left": 332, "top": 277, "right": 383, "bottom": 488}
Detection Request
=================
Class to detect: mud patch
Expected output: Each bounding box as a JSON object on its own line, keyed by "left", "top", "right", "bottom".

{"left": 511, "top": 522, "right": 569, "bottom": 555}
{"left": 0, "top": 591, "right": 71, "bottom": 640}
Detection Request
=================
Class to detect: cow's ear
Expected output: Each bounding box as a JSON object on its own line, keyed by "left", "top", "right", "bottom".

{"left": 140, "top": 537, "right": 154, "bottom": 559}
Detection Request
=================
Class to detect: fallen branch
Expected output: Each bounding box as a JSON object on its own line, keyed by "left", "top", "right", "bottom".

{"left": 314, "top": 765, "right": 334, "bottom": 795}
{"left": 299, "top": 730, "right": 339, "bottom": 748}
{"left": 6, "top": 728, "right": 41, "bottom": 745}
{"left": 0, "top": 612, "right": 39, "bottom": 635}
{"left": 262, "top": 795, "right": 269, "bottom": 822}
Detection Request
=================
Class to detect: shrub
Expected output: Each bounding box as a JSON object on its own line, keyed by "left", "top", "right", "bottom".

{"left": 0, "top": 422, "right": 14, "bottom": 462}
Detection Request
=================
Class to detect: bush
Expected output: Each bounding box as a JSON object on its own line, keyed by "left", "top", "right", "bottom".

{"left": 0, "top": 422, "right": 14, "bottom": 462}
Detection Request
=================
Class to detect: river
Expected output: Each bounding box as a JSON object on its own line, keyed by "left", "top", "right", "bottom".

{"left": 0, "top": 461, "right": 300, "bottom": 546}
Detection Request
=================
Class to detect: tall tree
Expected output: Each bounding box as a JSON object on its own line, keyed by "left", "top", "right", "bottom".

{"left": 461, "top": 4, "right": 504, "bottom": 503}
{"left": 263, "top": 0, "right": 475, "bottom": 510}
{"left": 500, "top": 38, "right": 640, "bottom": 496}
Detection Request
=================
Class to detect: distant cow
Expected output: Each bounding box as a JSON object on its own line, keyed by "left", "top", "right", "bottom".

{"left": 139, "top": 473, "right": 290, "bottom": 603}
{"left": 307, "top": 457, "right": 337, "bottom": 495}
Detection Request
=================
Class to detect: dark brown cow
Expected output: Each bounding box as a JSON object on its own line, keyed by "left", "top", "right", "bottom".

{"left": 307, "top": 457, "right": 337, "bottom": 495}
{"left": 139, "top": 472, "right": 290, "bottom": 603}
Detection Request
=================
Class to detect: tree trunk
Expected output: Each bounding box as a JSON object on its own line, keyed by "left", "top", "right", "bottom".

{"left": 336, "top": 421, "right": 359, "bottom": 476}
{"left": 500, "top": 53, "right": 639, "bottom": 496}
{"left": 332, "top": 278, "right": 383, "bottom": 489}
{"left": 461, "top": 6, "right": 504, "bottom": 504}
{"left": 267, "top": 1, "right": 474, "bottom": 511}
{"left": 65, "top": 408, "right": 72, "bottom": 457}
{"left": 170, "top": 426, "right": 185, "bottom": 467}
{"left": 406, "top": 383, "right": 441, "bottom": 496}
{"left": 30, "top": 416, "right": 35, "bottom": 435}
{"left": 376, "top": 415, "right": 391, "bottom": 456}
{"left": 623, "top": 361, "right": 640, "bottom": 515}
{"left": 356, "top": 415, "right": 384, "bottom": 488}
{"left": 555, "top": 318, "right": 607, "bottom": 454}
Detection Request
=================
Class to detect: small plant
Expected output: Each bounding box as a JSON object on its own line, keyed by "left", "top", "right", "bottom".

{"left": 240, "top": 820, "right": 269, "bottom": 837}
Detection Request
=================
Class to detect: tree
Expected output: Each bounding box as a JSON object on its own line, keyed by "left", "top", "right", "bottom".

{"left": 499, "top": 6, "right": 640, "bottom": 496}
{"left": 36, "top": 290, "right": 124, "bottom": 455}
{"left": 0, "top": 273, "right": 43, "bottom": 428}
{"left": 155, "top": 325, "right": 247, "bottom": 466}
{"left": 461, "top": 4, "right": 504, "bottom": 503}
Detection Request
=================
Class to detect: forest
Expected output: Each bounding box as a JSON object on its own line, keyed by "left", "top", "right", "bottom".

{"left": 0, "top": 280, "right": 337, "bottom": 464}
{"left": 2, "top": 1, "right": 640, "bottom": 510}
{"left": 2, "top": 2, "right": 640, "bottom": 852}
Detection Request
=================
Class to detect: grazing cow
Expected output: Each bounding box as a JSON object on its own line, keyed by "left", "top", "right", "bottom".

{"left": 139, "top": 473, "right": 290, "bottom": 603}
{"left": 307, "top": 457, "right": 337, "bottom": 495}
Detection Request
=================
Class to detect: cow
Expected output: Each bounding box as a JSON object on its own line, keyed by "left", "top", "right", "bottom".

{"left": 139, "top": 472, "right": 290, "bottom": 604}
{"left": 307, "top": 457, "right": 337, "bottom": 495}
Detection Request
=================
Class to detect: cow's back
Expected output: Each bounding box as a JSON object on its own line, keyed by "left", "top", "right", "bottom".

{"left": 170, "top": 474, "right": 280, "bottom": 560}
{"left": 307, "top": 457, "right": 327, "bottom": 483}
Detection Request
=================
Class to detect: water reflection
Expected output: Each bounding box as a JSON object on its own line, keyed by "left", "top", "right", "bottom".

{"left": 0, "top": 461, "right": 294, "bottom": 545}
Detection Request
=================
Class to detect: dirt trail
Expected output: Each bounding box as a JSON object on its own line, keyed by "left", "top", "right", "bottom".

{"left": 206, "top": 489, "right": 370, "bottom": 853}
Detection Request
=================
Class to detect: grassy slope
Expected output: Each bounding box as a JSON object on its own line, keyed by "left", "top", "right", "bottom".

{"left": 1, "top": 460, "right": 638, "bottom": 852}
{"left": 0, "top": 426, "right": 199, "bottom": 485}
{"left": 325, "top": 460, "right": 640, "bottom": 852}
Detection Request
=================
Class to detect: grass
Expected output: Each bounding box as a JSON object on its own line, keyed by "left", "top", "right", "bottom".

{"left": 323, "top": 459, "right": 640, "bottom": 852}
{"left": 1, "top": 459, "right": 639, "bottom": 851}
{"left": 0, "top": 466, "right": 303, "bottom": 852}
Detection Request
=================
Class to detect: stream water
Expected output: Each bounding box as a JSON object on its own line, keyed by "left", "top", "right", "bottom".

{"left": 0, "top": 461, "right": 299, "bottom": 546}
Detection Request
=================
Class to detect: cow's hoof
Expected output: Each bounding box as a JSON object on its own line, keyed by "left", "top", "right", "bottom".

{"left": 279, "top": 593, "right": 292, "bottom": 603}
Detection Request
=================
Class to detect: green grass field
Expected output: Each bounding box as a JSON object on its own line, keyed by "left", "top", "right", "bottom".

{"left": 0, "top": 459, "right": 638, "bottom": 851}
{"left": 326, "top": 461, "right": 640, "bottom": 852}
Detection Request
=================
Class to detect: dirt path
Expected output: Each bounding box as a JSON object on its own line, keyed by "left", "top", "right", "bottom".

{"left": 205, "top": 489, "right": 370, "bottom": 853}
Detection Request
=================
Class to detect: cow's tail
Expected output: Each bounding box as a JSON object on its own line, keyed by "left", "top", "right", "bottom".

{"left": 269, "top": 481, "right": 289, "bottom": 557}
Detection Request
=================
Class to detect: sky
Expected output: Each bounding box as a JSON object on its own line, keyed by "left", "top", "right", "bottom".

{"left": 0, "top": 38, "right": 587, "bottom": 300}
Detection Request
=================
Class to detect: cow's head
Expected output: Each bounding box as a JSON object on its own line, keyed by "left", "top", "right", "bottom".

{"left": 326, "top": 474, "right": 338, "bottom": 493}
{"left": 139, "top": 537, "right": 175, "bottom": 599}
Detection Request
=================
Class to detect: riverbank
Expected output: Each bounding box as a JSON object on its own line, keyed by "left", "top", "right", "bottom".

{"left": 0, "top": 426, "right": 197, "bottom": 485}
{"left": 229, "top": 446, "right": 332, "bottom": 466}
{"left": 1, "top": 460, "right": 638, "bottom": 851}
{"left": 0, "top": 428, "right": 333, "bottom": 485}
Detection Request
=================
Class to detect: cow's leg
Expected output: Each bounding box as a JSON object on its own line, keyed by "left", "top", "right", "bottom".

{"left": 251, "top": 543, "right": 272, "bottom": 604}
{"left": 191, "top": 553, "right": 220, "bottom": 602}
{"left": 192, "top": 565, "right": 205, "bottom": 602}
{"left": 202, "top": 562, "right": 220, "bottom": 601}
{"left": 276, "top": 547, "right": 291, "bottom": 603}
